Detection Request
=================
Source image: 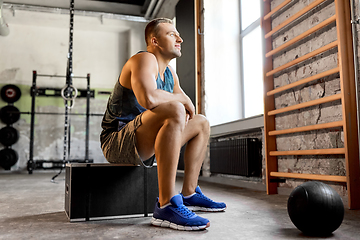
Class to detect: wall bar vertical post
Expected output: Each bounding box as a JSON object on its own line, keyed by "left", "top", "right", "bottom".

{"left": 262, "top": 0, "right": 278, "bottom": 194}
{"left": 335, "top": 0, "right": 360, "bottom": 209}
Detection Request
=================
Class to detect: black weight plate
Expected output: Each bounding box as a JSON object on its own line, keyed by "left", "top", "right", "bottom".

{"left": 0, "top": 126, "right": 19, "bottom": 146}
{"left": 0, "top": 148, "right": 18, "bottom": 170}
{"left": 1, "top": 84, "right": 22, "bottom": 103}
{"left": 0, "top": 105, "right": 21, "bottom": 124}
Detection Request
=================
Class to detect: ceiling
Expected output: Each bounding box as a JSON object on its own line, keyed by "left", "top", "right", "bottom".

{"left": 94, "top": 0, "right": 146, "bottom": 5}
{"left": 3, "top": 0, "right": 179, "bottom": 19}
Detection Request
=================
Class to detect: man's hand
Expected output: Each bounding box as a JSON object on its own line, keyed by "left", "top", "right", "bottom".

{"left": 183, "top": 95, "right": 195, "bottom": 120}
{"left": 185, "top": 112, "right": 190, "bottom": 125}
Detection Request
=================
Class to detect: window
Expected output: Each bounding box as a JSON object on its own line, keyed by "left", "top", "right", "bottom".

{"left": 240, "top": 0, "right": 263, "bottom": 118}
{"left": 204, "top": 0, "right": 263, "bottom": 126}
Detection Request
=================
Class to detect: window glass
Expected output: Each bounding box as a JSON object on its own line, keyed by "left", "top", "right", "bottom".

{"left": 203, "top": 0, "right": 263, "bottom": 126}
{"left": 204, "top": 0, "right": 242, "bottom": 126}
{"left": 242, "top": 26, "right": 264, "bottom": 117}
{"left": 240, "top": 0, "right": 261, "bottom": 30}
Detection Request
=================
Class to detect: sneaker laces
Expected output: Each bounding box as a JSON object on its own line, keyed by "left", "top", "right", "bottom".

{"left": 174, "top": 204, "right": 196, "bottom": 218}
{"left": 196, "top": 192, "right": 216, "bottom": 203}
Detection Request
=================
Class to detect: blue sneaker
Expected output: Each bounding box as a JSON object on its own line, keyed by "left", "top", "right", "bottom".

{"left": 181, "top": 186, "right": 227, "bottom": 212}
{"left": 151, "top": 194, "right": 210, "bottom": 231}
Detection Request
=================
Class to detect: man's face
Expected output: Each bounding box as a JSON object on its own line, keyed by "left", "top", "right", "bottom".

{"left": 154, "top": 23, "right": 183, "bottom": 58}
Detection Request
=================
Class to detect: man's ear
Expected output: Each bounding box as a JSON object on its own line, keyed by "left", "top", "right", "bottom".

{"left": 151, "top": 37, "right": 158, "bottom": 46}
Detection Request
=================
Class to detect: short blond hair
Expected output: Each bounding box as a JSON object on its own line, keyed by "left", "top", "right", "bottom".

{"left": 145, "top": 18, "right": 173, "bottom": 46}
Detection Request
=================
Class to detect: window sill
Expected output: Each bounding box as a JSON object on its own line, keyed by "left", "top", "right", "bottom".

{"left": 210, "top": 114, "right": 264, "bottom": 138}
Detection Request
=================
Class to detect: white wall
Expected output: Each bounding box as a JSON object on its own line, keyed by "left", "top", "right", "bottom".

{"left": 0, "top": 8, "right": 147, "bottom": 89}
{"left": 204, "top": 0, "right": 242, "bottom": 126}
{"left": 0, "top": 8, "right": 147, "bottom": 171}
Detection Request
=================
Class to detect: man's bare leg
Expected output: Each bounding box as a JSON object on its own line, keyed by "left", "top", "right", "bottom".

{"left": 180, "top": 115, "right": 210, "bottom": 196}
{"left": 135, "top": 101, "right": 187, "bottom": 207}
{"left": 135, "top": 101, "right": 210, "bottom": 206}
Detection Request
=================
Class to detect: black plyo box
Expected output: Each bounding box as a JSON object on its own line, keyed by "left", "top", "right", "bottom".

{"left": 65, "top": 163, "right": 159, "bottom": 222}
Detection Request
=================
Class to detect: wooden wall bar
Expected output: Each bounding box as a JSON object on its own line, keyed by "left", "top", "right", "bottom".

{"left": 263, "top": 0, "right": 291, "bottom": 20}
{"left": 266, "top": 41, "right": 338, "bottom": 77}
{"left": 266, "top": 15, "right": 336, "bottom": 58}
{"left": 267, "top": 67, "right": 339, "bottom": 96}
{"left": 268, "top": 120, "right": 343, "bottom": 136}
{"left": 268, "top": 94, "right": 341, "bottom": 116}
{"left": 261, "top": 0, "right": 360, "bottom": 209}
{"left": 270, "top": 148, "right": 346, "bottom": 156}
{"left": 270, "top": 172, "right": 347, "bottom": 183}
{"left": 265, "top": 0, "right": 327, "bottom": 39}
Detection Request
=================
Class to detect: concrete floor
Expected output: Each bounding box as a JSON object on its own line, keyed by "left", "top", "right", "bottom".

{"left": 0, "top": 171, "right": 360, "bottom": 240}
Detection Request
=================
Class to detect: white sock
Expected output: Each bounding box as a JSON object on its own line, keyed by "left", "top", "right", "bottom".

{"left": 160, "top": 202, "right": 172, "bottom": 209}
{"left": 182, "top": 193, "right": 196, "bottom": 199}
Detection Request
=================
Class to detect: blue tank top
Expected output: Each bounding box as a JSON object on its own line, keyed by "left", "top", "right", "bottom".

{"left": 101, "top": 66, "right": 174, "bottom": 134}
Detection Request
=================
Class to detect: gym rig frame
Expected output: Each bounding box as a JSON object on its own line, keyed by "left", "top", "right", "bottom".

{"left": 27, "top": 71, "right": 97, "bottom": 174}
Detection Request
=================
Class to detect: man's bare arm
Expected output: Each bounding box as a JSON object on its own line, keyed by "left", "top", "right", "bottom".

{"left": 130, "top": 52, "right": 194, "bottom": 114}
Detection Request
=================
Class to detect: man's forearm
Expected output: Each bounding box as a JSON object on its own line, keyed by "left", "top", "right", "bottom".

{"left": 145, "top": 89, "right": 190, "bottom": 110}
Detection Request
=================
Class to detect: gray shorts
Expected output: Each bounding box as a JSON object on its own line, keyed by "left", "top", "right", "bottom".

{"left": 101, "top": 112, "right": 154, "bottom": 166}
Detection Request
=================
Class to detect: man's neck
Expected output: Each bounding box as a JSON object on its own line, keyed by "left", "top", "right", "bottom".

{"left": 147, "top": 49, "right": 171, "bottom": 76}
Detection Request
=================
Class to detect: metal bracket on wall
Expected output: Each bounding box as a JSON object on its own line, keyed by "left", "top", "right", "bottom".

{"left": 197, "top": 28, "right": 204, "bottom": 35}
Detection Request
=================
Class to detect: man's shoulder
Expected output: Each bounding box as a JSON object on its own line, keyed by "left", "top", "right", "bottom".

{"left": 128, "top": 51, "right": 158, "bottom": 69}
{"left": 130, "top": 51, "right": 156, "bottom": 62}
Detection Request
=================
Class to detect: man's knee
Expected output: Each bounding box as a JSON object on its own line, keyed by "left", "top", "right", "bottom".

{"left": 193, "top": 114, "right": 210, "bottom": 134}
{"left": 159, "top": 101, "right": 186, "bottom": 125}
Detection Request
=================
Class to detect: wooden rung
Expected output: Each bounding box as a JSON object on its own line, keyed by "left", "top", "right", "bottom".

{"left": 266, "top": 15, "right": 336, "bottom": 58}
{"left": 268, "top": 93, "right": 341, "bottom": 116}
{"left": 266, "top": 41, "right": 338, "bottom": 77}
{"left": 265, "top": 0, "right": 327, "bottom": 39}
{"left": 267, "top": 67, "right": 339, "bottom": 96}
{"left": 269, "top": 148, "right": 346, "bottom": 156}
{"left": 270, "top": 172, "right": 347, "bottom": 182}
{"left": 268, "top": 120, "right": 343, "bottom": 136}
{"left": 263, "top": 0, "right": 292, "bottom": 20}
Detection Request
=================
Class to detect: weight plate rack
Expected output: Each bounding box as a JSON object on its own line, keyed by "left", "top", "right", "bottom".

{"left": 0, "top": 84, "right": 22, "bottom": 170}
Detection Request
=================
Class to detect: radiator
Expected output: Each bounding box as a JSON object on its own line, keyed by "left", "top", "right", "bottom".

{"left": 210, "top": 138, "right": 262, "bottom": 177}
